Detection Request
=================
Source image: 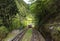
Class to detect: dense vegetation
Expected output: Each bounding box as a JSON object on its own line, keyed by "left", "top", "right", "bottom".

{"left": 0, "top": 0, "right": 29, "bottom": 40}
{"left": 30, "top": 0, "right": 60, "bottom": 41}
{"left": 0, "top": 0, "right": 18, "bottom": 40}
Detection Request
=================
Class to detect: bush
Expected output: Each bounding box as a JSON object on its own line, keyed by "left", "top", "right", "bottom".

{"left": 9, "top": 15, "right": 21, "bottom": 30}
{"left": 0, "top": 26, "right": 8, "bottom": 41}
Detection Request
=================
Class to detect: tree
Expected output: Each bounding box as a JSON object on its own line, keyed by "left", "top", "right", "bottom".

{"left": 30, "top": 0, "right": 60, "bottom": 41}
{"left": 0, "top": 0, "right": 18, "bottom": 28}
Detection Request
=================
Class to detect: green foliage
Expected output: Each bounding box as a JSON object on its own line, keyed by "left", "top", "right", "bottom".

{"left": 0, "top": 0, "right": 29, "bottom": 31}
{"left": 0, "top": 19, "right": 3, "bottom": 26}
{"left": 0, "top": 0, "right": 18, "bottom": 27}
{"left": 30, "top": 0, "right": 60, "bottom": 24}
{"left": 0, "top": 0, "right": 31, "bottom": 40}
{"left": 30, "top": 0, "right": 60, "bottom": 40}
{"left": 0, "top": 0, "right": 19, "bottom": 40}
{"left": 15, "top": 0, "right": 27, "bottom": 17}
{"left": 15, "top": 0, "right": 33, "bottom": 27}
{"left": 30, "top": 0, "right": 60, "bottom": 29}
{"left": 0, "top": 26, "right": 8, "bottom": 40}
{"left": 9, "top": 14, "right": 21, "bottom": 30}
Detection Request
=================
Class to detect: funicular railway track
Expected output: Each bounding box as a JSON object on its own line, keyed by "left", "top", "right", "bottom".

{"left": 11, "top": 28, "right": 45, "bottom": 41}
{"left": 12, "top": 28, "right": 28, "bottom": 41}
{"left": 31, "top": 29, "right": 45, "bottom": 41}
